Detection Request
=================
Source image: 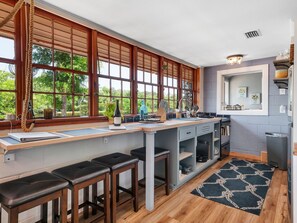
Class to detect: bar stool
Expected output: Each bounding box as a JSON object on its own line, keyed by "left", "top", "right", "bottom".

{"left": 52, "top": 161, "right": 110, "bottom": 223}
{"left": 130, "top": 147, "right": 170, "bottom": 195}
{"left": 92, "top": 153, "right": 139, "bottom": 223}
{"left": 0, "top": 172, "right": 68, "bottom": 223}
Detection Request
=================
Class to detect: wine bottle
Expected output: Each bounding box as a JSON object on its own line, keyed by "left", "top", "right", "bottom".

{"left": 113, "top": 100, "right": 122, "bottom": 126}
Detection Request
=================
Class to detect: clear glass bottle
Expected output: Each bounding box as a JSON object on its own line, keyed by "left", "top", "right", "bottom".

{"left": 113, "top": 100, "right": 121, "bottom": 126}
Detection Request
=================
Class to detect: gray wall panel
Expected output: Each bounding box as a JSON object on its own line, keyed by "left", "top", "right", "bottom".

{"left": 203, "top": 57, "right": 289, "bottom": 156}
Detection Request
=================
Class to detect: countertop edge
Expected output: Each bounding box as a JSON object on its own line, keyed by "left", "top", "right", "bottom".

{"left": 0, "top": 118, "right": 221, "bottom": 152}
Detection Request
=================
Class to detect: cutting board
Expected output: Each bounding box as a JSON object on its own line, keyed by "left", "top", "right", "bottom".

{"left": 156, "top": 107, "right": 166, "bottom": 122}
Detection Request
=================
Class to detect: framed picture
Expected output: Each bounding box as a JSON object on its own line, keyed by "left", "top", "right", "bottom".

{"left": 238, "top": 86, "right": 248, "bottom": 98}
{"left": 250, "top": 93, "right": 261, "bottom": 104}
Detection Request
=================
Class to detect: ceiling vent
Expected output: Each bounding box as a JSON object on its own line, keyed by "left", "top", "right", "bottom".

{"left": 244, "top": 30, "right": 262, "bottom": 39}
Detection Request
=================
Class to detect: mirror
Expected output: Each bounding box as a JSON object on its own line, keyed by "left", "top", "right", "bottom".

{"left": 216, "top": 64, "right": 268, "bottom": 115}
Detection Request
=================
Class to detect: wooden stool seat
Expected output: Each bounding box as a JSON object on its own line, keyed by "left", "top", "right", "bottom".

{"left": 52, "top": 161, "right": 110, "bottom": 223}
{"left": 130, "top": 147, "right": 170, "bottom": 195}
{"left": 0, "top": 172, "right": 68, "bottom": 223}
{"left": 92, "top": 153, "right": 139, "bottom": 223}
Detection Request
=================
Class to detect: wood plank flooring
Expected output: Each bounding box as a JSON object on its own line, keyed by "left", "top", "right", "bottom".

{"left": 86, "top": 156, "right": 289, "bottom": 223}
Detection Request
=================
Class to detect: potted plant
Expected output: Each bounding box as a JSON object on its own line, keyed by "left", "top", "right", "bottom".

{"left": 104, "top": 101, "right": 116, "bottom": 124}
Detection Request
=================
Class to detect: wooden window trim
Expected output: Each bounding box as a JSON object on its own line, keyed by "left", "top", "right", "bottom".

{"left": 0, "top": 1, "right": 198, "bottom": 130}
{"left": 136, "top": 48, "right": 160, "bottom": 113}
{"left": 97, "top": 33, "right": 133, "bottom": 114}
{"left": 162, "top": 58, "right": 179, "bottom": 109}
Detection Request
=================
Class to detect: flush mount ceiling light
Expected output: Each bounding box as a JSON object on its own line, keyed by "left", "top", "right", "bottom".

{"left": 226, "top": 54, "right": 244, "bottom": 65}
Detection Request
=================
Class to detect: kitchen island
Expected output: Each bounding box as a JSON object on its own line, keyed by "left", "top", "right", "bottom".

{"left": 0, "top": 118, "right": 220, "bottom": 213}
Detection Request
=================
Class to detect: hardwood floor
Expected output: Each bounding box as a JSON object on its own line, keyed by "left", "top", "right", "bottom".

{"left": 86, "top": 156, "right": 289, "bottom": 223}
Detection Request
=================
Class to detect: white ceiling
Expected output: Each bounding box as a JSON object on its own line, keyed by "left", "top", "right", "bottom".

{"left": 39, "top": 0, "right": 297, "bottom": 67}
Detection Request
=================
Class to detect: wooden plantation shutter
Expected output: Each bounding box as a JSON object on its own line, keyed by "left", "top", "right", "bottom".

{"left": 33, "top": 12, "right": 88, "bottom": 57}
{"left": 136, "top": 49, "right": 159, "bottom": 112}
{"left": 181, "top": 65, "right": 194, "bottom": 107}
{"left": 137, "top": 51, "right": 158, "bottom": 74}
{"left": 97, "top": 35, "right": 131, "bottom": 69}
{"left": 33, "top": 14, "right": 52, "bottom": 48}
{"left": 97, "top": 34, "right": 132, "bottom": 114}
{"left": 0, "top": 1, "right": 15, "bottom": 39}
{"left": 163, "top": 59, "right": 179, "bottom": 110}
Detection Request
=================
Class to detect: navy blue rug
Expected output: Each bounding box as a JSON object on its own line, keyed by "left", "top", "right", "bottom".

{"left": 191, "top": 159, "right": 275, "bottom": 215}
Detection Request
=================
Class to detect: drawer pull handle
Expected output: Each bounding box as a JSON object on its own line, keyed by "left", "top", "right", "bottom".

{"left": 186, "top": 132, "right": 191, "bottom": 134}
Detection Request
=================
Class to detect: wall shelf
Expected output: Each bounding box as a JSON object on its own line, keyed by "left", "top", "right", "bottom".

{"left": 273, "top": 59, "right": 292, "bottom": 70}
{"left": 273, "top": 78, "right": 288, "bottom": 89}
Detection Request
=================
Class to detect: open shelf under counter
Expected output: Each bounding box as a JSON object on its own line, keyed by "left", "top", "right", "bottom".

{"left": 213, "top": 137, "right": 220, "bottom": 142}
{"left": 179, "top": 151, "right": 193, "bottom": 161}
{"left": 179, "top": 172, "right": 194, "bottom": 182}
{"left": 213, "top": 154, "right": 220, "bottom": 160}
{"left": 196, "top": 160, "right": 210, "bottom": 169}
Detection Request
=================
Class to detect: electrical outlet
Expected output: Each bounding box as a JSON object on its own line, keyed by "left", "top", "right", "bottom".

{"left": 279, "top": 89, "right": 286, "bottom": 95}
{"left": 103, "top": 137, "right": 109, "bottom": 144}
{"left": 4, "top": 153, "right": 15, "bottom": 162}
{"left": 280, "top": 105, "right": 286, "bottom": 113}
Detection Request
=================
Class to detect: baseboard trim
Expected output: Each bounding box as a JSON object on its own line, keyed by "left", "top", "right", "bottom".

{"left": 261, "top": 151, "right": 268, "bottom": 163}
{"left": 229, "top": 151, "right": 267, "bottom": 163}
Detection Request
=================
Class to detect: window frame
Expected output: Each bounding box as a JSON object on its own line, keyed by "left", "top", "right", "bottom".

{"left": 0, "top": 0, "right": 21, "bottom": 120}
{"left": 162, "top": 58, "right": 179, "bottom": 112}
{"left": 97, "top": 33, "right": 133, "bottom": 115}
{"left": 31, "top": 8, "right": 91, "bottom": 118}
{"left": 0, "top": 1, "right": 198, "bottom": 130}
{"left": 136, "top": 49, "right": 160, "bottom": 113}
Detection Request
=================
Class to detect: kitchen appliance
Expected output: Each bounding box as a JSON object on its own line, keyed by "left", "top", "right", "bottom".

{"left": 196, "top": 140, "right": 210, "bottom": 162}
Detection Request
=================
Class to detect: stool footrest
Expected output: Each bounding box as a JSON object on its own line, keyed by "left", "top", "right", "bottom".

{"left": 66, "top": 200, "right": 104, "bottom": 215}
{"left": 117, "top": 186, "right": 132, "bottom": 195}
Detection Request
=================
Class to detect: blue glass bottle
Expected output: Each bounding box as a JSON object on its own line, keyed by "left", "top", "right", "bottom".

{"left": 140, "top": 100, "right": 148, "bottom": 120}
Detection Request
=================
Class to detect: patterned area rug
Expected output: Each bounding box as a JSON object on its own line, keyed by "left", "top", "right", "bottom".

{"left": 191, "top": 159, "right": 275, "bottom": 215}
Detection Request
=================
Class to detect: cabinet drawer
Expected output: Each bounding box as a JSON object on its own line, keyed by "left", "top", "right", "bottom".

{"left": 179, "top": 126, "right": 195, "bottom": 141}
{"left": 197, "top": 123, "right": 213, "bottom": 135}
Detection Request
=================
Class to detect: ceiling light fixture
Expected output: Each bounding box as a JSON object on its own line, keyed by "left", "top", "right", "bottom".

{"left": 226, "top": 54, "right": 244, "bottom": 65}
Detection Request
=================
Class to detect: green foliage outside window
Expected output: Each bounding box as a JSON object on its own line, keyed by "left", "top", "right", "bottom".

{"left": 0, "top": 65, "right": 16, "bottom": 119}
{"left": 32, "top": 45, "right": 89, "bottom": 118}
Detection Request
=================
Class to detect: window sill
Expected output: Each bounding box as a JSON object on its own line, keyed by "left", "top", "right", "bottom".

{"left": 0, "top": 116, "right": 108, "bottom": 130}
